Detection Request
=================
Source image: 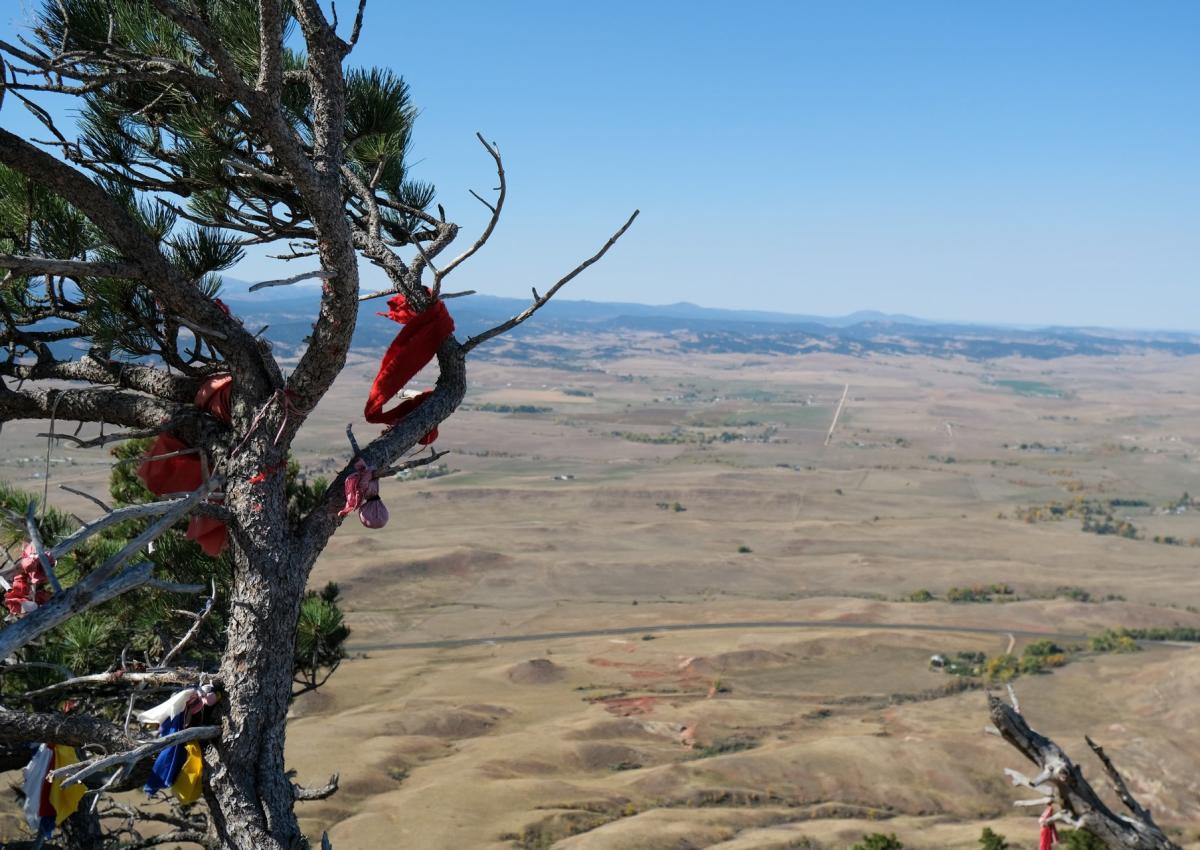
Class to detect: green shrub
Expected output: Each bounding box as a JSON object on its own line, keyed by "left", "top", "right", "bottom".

{"left": 1123, "top": 626, "right": 1200, "bottom": 642}
{"left": 1060, "top": 829, "right": 1106, "bottom": 850}
{"left": 979, "top": 827, "right": 1009, "bottom": 850}
{"left": 853, "top": 834, "right": 903, "bottom": 850}
{"left": 693, "top": 736, "right": 758, "bottom": 759}
{"left": 984, "top": 653, "right": 1020, "bottom": 683}
{"left": 1090, "top": 628, "right": 1140, "bottom": 653}
{"left": 1024, "top": 639, "right": 1064, "bottom": 658}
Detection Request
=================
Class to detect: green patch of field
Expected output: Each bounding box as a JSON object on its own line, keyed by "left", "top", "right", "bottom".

{"left": 992, "top": 379, "right": 1066, "bottom": 398}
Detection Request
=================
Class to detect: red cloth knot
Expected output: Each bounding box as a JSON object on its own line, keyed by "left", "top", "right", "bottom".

{"left": 338, "top": 459, "right": 389, "bottom": 529}
{"left": 4, "top": 542, "right": 54, "bottom": 617}
{"left": 1039, "top": 805, "right": 1058, "bottom": 850}
{"left": 194, "top": 374, "right": 233, "bottom": 424}
{"left": 136, "top": 374, "right": 235, "bottom": 557}
{"left": 364, "top": 291, "right": 453, "bottom": 444}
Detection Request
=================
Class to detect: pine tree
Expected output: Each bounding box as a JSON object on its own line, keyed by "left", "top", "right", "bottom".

{"left": 0, "top": 3, "right": 636, "bottom": 848}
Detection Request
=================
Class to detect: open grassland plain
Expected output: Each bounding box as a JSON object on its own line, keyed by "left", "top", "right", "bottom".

{"left": 5, "top": 345, "right": 1200, "bottom": 849}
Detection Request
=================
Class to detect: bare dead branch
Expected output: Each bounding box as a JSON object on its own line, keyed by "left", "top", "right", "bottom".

{"left": 1086, "top": 735, "right": 1157, "bottom": 825}
{"left": 377, "top": 449, "right": 449, "bottom": 479}
{"left": 42, "top": 429, "right": 165, "bottom": 449}
{"left": 292, "top": 772, "right": 339, "bottom": 801}
{"left": 53, "top": 724, "right": 219, "bottom": 788}
{"left": 462, "top": 209, "right": 639, "bottom": 352}
{"left": 17, "top": 669, "right": 213, "bottom": 702}
{"left": 0, "top": 254, "right": 144, "bottom": 279}
{"left": 435, "top": 133, "right": 506, "bottom": 293}
{"left": 51, "top": 496, "right": 206, "bottom": 559}
{"left": 0, "top": 480, "right": 219, "bottom": 658}
{"left": 358, "top": 287, "right": 475, "bottom": 302}
{"left": 248, "top": 269, "right": 334, "bottom": 291}
{"left": 58, "top": 485, "right": 112, "bottom": 513}
{"left": 158, "top": 590, "right": 216, "bottom": 668}
{"left": 989, "top": 693, "right": 1180, "bottom": 850}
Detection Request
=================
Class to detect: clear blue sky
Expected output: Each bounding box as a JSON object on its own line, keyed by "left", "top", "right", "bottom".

{"left": 3, "top": 2, "right": 1198, "bottom": 328}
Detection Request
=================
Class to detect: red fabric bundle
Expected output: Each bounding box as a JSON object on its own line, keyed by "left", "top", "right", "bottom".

{"left": 364, "top": 294, "right": 454, "bottom": 442}
{"left": 137, "top": 433, "right": 202, "bottom": 494}
{"left": 194, "top": 374, "right": 232, "bottom": 423}
{"left": 1039, "top": 806, "right": 1058, "bottom": 850}
{"left": 4, "top": 543, "right": 53, "bottom": 617}
{"left": 338, "top": 459, "right": 389, "bottom": 528}
{"left": 185, "top": 516, "right": 228, "bottom": 558}
{"left": 136, "top": 374, "right": 233, "bottom": 556}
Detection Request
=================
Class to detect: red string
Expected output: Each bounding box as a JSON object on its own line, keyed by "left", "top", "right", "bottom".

{"left": 364, "top": 293, "right": 453, "bottom": 442}
{"left": 248, "top": 460, "right": 286, "bottom": 485}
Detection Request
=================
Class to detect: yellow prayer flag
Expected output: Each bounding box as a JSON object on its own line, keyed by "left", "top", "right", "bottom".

{"left": 49, "top": 745, "right": 86, "bottom": 826}
{"left": 171, "top": 742, "right": 204, "bottom": 805}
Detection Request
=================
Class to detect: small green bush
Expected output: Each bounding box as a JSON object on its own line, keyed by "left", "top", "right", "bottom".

{"left": 853, "top": 833, "right": 904, "bottom": 850}
{"left": 1024, "top": 639, "right": 1064, "bottom": 658}
{"left": 1060, "top": 829, "right": 1106, "bottom": 850}
{"left": 1090, "top": 628, "right": 1141, "bottom": 653}
{"left": 979, "top": 827, "right": 1009, "bottom": 850}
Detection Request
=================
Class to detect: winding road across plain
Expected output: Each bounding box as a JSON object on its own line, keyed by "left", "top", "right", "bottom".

{"left": 350, "top": 619, "right": 1093, "bottom": 653}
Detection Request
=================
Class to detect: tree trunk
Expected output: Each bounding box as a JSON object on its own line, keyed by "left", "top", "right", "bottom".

{"left": 204, "top": 458, "right": 305, "bottom": 850}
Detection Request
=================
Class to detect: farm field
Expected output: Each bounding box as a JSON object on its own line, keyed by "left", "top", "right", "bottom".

{"left": 4, "top": 343, "right": 1200, "bottom": 849}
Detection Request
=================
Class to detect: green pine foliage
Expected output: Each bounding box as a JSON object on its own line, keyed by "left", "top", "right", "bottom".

{"left": 1, "top": 448, "right": 342, "bottom": 699}
{"left": 295, "top": 583, "right": 350, "bottom": 692}
{"left": 4, "top": 0, "right": 432, "bottom": 363}
{"left": 852, "top": 834, "right": 904, "bottom": 850}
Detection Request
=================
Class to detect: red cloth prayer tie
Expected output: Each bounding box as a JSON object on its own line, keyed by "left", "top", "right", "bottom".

{"left": 1039, "top": 805, "right": 1058, "bottom": 850}
{"left": 194, "top": 374, "right": 232, "bottom": 423}
{"left": 364, "top": 293, "right": 453, "bottom": 443}
{"left": 338, "top": 459, "right": 388, "bottom": 528}
{"left": 4, "top": 542, "right": 54, "bottom": 617}
{"left": 137, "top": 433, "right": 202, "bottom": 494}
{"left": 137, "top": 374, "right": 233, "bottom": 557}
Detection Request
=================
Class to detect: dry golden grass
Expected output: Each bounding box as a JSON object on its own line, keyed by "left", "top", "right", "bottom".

{"left": 5, "top": 347, "right": 1200, "bottom": 848}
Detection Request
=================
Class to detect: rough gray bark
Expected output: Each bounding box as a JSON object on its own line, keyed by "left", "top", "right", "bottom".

{"left": 989, "top": 694, "right": 1182, "bottom": 850}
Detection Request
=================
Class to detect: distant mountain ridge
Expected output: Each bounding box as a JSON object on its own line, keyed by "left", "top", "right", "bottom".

{"left": 216, "top": 282, "right": 1200, "bottom": 362}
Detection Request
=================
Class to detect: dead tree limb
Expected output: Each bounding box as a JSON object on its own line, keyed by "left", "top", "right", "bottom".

{"left": 988, "top": 692, "right": 1181, "bottom": 850}
{"left": 462, "top": 209, "right": 640, "bottom": 352}
{"left": 292, "top": 772, "right": 339, "bottom": 801}
{"left": 0, "top": 481, "right": 219, "bottom": 658}
{"left": 52, "top": 724, "right": 220, "bottom": 788}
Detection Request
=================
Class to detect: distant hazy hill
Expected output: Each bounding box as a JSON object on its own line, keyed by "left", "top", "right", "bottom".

{"left": 214, "top": 282, "right": 1200, "bottom": 362}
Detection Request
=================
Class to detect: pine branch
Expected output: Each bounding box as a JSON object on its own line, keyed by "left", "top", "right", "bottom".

{"left": 0, "top": 480, "right": 219, "bottom": 659}
{"left": 0, "top": 254, "right": 144, "bottom": 279}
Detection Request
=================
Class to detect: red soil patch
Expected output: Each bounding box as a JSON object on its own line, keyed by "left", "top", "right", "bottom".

{"left": 598, "top": 696, "right": 660, "bottom": 717}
